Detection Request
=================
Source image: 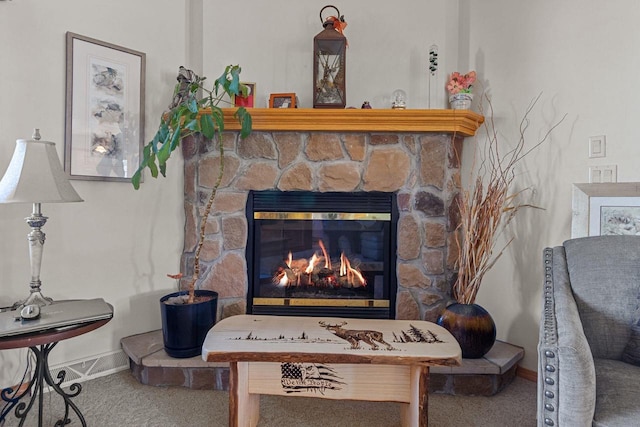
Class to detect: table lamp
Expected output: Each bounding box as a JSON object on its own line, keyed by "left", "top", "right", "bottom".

{"left": 0, "top": 129, "right": 83, "bottom": 307}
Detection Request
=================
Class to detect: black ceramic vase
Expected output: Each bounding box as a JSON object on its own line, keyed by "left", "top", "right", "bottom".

{"left": 160, "top": 289, "right": 218, "bottom": 358}
{"left": 436, "top": 302, "right": 496, "bottom": 359}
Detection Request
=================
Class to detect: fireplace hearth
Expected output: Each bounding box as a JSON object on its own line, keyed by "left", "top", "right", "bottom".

{"left": 246, "top": 191, "right": 397, "bottom": 319}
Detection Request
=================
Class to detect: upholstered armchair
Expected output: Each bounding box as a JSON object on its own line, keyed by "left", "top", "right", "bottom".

{"left": 538, "top": 235, "right": 640, "bottom": 426}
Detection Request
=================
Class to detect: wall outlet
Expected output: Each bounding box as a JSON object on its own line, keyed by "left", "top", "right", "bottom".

{"left": 589, "top": 135, "right": 606, "bottom": 158}
{"left": 589, "top": 165, "right": 617, "bottom": 183}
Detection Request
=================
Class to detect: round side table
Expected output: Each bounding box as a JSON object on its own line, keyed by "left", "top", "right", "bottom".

{"left": 0, "top": 317, "right": 111, "bottom": 427}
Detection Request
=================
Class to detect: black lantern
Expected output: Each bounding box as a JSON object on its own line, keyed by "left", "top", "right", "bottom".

{"left": 313, "top": 5, "right": 347, "bottom": 109}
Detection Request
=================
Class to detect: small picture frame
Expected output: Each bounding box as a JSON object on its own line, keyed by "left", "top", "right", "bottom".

{"left": 234, "top": 82, "right": 256, "bottom": 108}
{"left": 269, "top": 93, "right": 297, "bottom": 109}
{"left": 64, "top": 32, "right": 145, "bottom": 181}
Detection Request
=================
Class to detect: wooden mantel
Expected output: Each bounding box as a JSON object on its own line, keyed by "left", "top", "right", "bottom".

{"left": 219, "top": 108, "right": 484, "bottom": 136}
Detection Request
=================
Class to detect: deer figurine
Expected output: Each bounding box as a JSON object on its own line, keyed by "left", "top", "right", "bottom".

{"left": 318, "top": 321, "right": 394, "bottom": 350}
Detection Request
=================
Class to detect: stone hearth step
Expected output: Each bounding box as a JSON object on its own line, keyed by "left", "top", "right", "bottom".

{"left": 121, "top": 330, "right": 524, "bottom": 396}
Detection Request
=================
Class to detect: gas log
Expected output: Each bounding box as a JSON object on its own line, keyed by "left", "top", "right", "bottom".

{"left": 273, "top": 240, "right": 366, "bottom": 289}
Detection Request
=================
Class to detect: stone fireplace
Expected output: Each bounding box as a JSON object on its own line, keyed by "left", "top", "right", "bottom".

{"left": 180, "top": 108, "right": 483, "bottom": 323}
{"left": 123, "top": 109, "right": 529, "bottom": 394}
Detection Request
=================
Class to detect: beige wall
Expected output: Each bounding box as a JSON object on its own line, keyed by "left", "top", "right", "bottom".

{"left": 464, "top": 0, "right": 640, "bottom": 371}
{"left": 0, "top": 0, "right": 187, "bottom": 383}
{"left": 2, "top": 0, "right": 637, "bottom": 384}
{"left": 200, "top": 1, "right": 458, "bottom": 110}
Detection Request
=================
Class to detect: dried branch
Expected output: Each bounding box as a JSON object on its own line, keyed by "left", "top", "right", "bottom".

{"left": 453, "top": 93, "right": 566, "bottom": 304}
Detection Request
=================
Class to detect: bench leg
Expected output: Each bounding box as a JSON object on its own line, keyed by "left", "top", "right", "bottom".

{"left": 400, "top": 365, "right": 428, "bottom": 427}
{"left": 229, "top": 362, "right": 260, "bottom": 427}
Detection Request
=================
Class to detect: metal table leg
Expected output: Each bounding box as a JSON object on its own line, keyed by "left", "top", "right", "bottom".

{"left": 1, "top": 342, "right": 87, "bottom": 427}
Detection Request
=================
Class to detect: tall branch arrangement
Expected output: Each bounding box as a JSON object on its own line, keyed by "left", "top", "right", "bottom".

{"left": 453, "top": 93, "right": 566, "bottom": 304}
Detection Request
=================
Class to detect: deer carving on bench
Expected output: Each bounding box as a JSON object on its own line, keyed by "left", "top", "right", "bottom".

{"left": 318, "top": 321, "right": 395, "bottom": 351}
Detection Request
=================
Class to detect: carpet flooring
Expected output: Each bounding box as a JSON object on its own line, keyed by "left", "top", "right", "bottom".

{"left": 1, "top": 370, "right": 537, "bottom": 426}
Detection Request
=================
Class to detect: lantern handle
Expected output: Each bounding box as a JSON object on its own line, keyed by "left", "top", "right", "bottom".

{"left": 319, "top": 5, "right": 344, "bottom": 24}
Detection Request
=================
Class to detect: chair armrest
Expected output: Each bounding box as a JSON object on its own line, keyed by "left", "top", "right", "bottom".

{"left": 538, "top": 247, "right": 596, "bottom": 427}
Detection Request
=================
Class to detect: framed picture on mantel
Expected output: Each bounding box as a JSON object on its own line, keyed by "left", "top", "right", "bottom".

{"left": 572, "top": 182, "right": 640, "bottom": 237}
{"left": 269, "top": 93, "right": 296, "bottom": 109}
{"left": 234, "top": 82, "right": 256, "bottom": 108}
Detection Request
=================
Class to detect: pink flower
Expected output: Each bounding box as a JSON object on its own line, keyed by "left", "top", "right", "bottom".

{"left": 447, "top": 81, "right": 463, "bottom": 94}
{"left": 465, "top": 71, "right": 477, "bottom": 85}
{"left": 447, "top": 70, "right": 476, "bottom": 94}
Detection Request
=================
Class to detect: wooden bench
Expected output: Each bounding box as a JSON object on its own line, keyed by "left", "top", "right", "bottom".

{"left": 202, "top": 315, "right": 461, "bottom": 427}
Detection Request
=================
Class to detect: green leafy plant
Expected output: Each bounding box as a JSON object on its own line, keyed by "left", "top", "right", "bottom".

{"left": 132, "top": 65, "right": 252, "bottom": 303}
{"left": 132, "top": 65, "right": 251, "bottom": 188}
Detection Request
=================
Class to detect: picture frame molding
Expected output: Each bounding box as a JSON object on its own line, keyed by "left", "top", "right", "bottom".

{"left": 572, "top": 182, "right": 640, "bottom": 237}
{"left": 64, "top": 32, "right": 146, "bottom": 182}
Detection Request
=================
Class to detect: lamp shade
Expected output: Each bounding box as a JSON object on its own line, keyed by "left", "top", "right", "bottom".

{"left": 0, "top": 136, "right": 83, "bottom": 203}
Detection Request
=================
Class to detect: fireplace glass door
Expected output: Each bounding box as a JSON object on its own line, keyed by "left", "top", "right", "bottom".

{"left": 246, "top": 191, "right": 397, "bottom": 319}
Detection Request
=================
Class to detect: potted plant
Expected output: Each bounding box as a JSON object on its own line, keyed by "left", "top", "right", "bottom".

{"left": 447, "top": 70, "right": 476, "bottom": 109}
{"left": 132, "top": 65, "right": 252, "bottom": 358}
{"left": 437, "top": 94, "right": 565, "bottom": 358}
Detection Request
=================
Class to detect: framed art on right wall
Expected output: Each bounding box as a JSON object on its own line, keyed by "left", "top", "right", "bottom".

{"left": 572, "top": 182, "right": 640, "bottom": 237}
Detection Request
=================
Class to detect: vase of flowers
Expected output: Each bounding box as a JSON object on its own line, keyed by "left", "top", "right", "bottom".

{"left": 447, "top": 71, "right": 476, "bottom": 109}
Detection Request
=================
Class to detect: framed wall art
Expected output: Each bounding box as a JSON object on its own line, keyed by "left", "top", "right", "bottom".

{"left": 64, "top": 32, "right": 146, "bottom": 181}
{"left": 234, "top": 82, "right": 256, "bottom": 108}
{"left": 269, "top": 93, "right": 296, "bottom": 108}
{"left": 572, "top": 182, "right": 640, "bottom": 237}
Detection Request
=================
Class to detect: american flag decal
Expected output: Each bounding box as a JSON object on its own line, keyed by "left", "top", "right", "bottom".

{"left": 280, "top": 363, "right": 345, "bottom": 394}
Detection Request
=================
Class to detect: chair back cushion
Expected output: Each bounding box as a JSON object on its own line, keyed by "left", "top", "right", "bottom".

{"left": 564, "top": 235, "right": 640, "bottom": 359}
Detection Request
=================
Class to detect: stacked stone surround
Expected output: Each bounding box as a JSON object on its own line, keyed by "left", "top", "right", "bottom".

{"left": 180, "top": 129, "right": 465, "bottom": 323}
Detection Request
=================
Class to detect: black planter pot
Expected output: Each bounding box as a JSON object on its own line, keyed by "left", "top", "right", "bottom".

{"left": 160, "top": 290, "right": 218, "bottom": 358}
{"left": 436, "top": 302, "right": 496, "bottom": 359}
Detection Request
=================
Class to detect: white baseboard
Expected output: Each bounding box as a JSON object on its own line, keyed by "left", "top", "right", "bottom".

{"left": 48, "top": 349, "right": 129, "bottom": 387}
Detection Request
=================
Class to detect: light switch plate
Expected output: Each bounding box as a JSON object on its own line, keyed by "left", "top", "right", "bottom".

{"left": 589, "top": 135, "right": 606, "bottom": 158}
{"left": 589, "top": 165, "right": 617, "bottom": 183}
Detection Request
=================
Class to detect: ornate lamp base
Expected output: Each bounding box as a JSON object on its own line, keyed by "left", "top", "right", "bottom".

{"left": 12, "top": 203, "right": 54, "bottom": 308}
{"left": 13, "top": 291, "right": 53, "bottom": 310}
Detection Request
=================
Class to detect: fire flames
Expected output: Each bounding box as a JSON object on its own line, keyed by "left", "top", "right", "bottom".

{"left": 273, "top": 240, "right": 366, "bottom": 288}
